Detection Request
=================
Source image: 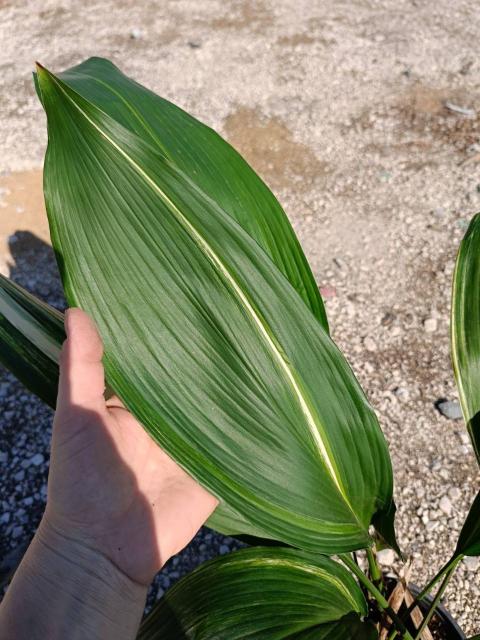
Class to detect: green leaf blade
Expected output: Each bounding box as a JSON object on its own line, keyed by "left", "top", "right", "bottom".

{"left": 137, "top": 547, "right": 369, "bottom": 640}
{"left": 455, "top": 490, "right": 480, "bottom": 558}
{"left": 289, "top": 615, "right": 378, "bottom": 640}
{"left": 0, "top": 275, "right": 64, "bottom": 407}
{"left": 451, "top": 212, "right": 480, "bottom": 463}
{"left": 36, "top": 63, "right": 394, "bottom": 553}
{"left": 43, "top": 56, "right": 329, "bottom": 332}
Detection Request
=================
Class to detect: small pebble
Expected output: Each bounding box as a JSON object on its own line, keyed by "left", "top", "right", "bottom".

{"left": 29, "top": 453, "right": 45, "bottom": 467}
{"left": 393, "top": 386, "right": 409, "bottom": 401}
{"left": 320, "top": 284, "right": 336, "bottom": 299}
{"left": 363, "top": 336, "right": 376, "bottom": 351}
{"left": 439, "top": 468, "right": 450, "bottom": 481}
{"left": 219, "top": 544, "right": 230, "bottom": 555}
{"left": 12, "top": 525, "right": 24, "bottom": 539}
{"left": 130, "top": 28, "right": 143, "bottom": 39}
{"left": 448, "top": 487, "right": 461, "bottom": 500}
{"left": 439, "top": 496, "right": 453, "bottom": 516}
{"left": 377, "top": 549, "right": 395, "bottom": 566}
{"left": 464, "top": 557, "right": 479, "bottom": 572}
{"left": 436, "top": 400, "right": 462, "bottom": 420}
{"left": 423, "top": 317, "right": 438, "bottom": 333}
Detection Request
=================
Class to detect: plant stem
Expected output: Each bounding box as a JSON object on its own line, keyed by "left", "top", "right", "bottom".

{"left": 353, "top": 551, "right": 369, "bottom": 601}
{"left": 366, "top": 547, "right": 383, "bottom": 590}
{"left": 403, "top": 554, "right": 463, "bottom": 620}
{"left": 387, "top": 629, "right": 399, "bottom": 640}
{"left": 412, "top": 557, "right": 461, "bottom": 640}
{"left": 339, "top": 554, "right": 414, "bottom": 640}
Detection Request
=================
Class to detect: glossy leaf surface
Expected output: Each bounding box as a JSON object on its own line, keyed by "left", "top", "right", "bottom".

{"left": 36, "top": 63, "right": 394, "bottom": 553}
{"left": 455, "top": 490, "right": 480, "bottom": 557}
{"left": 451, "top": 213, "right": 480, "bottom": 463}
{"left": 137, "top": 547, "right": 370, "bottom": 640}
{"left": 35, "top": 56, "right": 328, "bottom": 332}
{"left": 0, "top": 275, "right": 64, "bottom": 407}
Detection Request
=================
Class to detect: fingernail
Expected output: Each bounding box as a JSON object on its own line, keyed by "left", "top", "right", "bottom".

{"left": 64, "top": 308, "right": 72, "bottom": 336}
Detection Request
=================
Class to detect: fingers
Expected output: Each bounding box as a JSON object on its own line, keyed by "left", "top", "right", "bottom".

{"left": 56, "top": 308, "right": 106, "bottom": 412}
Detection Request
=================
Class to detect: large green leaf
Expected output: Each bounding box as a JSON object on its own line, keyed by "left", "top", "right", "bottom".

{"left": 137, "top": 547, "right": 371, "bottom": 640}
{"left": 0, "top": 275, "right": 64, "bottom": 407}
{"left": 35, "top": 56, "right": 328, "bottom": 332}
{"left": 451, "top": 212, "right": 480, "bottom": 463}
{"left": 449, "top": 215, "right": 480, "bottom": 561}
{"left": 35, "top": 63, "right": 394, "bottom": 553}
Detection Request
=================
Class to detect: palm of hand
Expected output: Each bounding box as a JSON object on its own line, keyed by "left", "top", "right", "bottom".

{"left": 46, "top": 309, "right": 217, "bottom": 586}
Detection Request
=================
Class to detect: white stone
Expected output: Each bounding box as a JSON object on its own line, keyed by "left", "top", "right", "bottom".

{"left": 439, "top": 496, "right": 452, "bottom": 516}
{"left": 464, "top": 556, "right": 479, "bottom": 572}
{"left": 448, "top": 487, "right": 461, "bottom": 501}
{"left": 437, "top": 400, "right": 462, "bottom": 420}
{"left": 377, "top": 549, "right": 395, "bottom": 566}
{"left": 424, "top": 317, "right": 438, "bottom": 332}
{"left": 393, "top": 386, "right": 410, "bottom": 401}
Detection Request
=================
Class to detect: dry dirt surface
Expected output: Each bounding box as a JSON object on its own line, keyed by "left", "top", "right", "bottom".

{"left": 1, "top": 0, "right": 480, "bottom": 633}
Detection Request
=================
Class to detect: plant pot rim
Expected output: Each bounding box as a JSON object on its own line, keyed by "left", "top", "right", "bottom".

{"left": 408, "top": 583, "right": 466, "bottom": 639}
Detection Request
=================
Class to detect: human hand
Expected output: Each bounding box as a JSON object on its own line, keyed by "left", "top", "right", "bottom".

{"left": 43, "top": 307, "right": 218, "bottom": 586}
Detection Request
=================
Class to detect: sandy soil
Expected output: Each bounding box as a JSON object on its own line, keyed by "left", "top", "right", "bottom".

{"left": 1, "top": 0, "right": 479, "bottom": 633}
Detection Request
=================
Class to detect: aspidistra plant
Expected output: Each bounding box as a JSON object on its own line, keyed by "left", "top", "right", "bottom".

{"left": 0, "top": 57, "right": 478, "bottom": 638}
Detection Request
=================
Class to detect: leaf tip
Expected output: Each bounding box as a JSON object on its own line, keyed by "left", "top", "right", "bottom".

{"left": 34, "top": 62, "right": 56, "bottom": 84}
{"left": 34, "top": 63, "right": 58, "bottom": 104}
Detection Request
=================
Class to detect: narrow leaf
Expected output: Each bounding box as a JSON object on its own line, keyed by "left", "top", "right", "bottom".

{"left": 451, "top": 212, "right": 480, "bottom": 463}
{"left": 137, "top": 547, "right": 368, "bottom": 640}
{"left": 0, "top": 275, "right": 64, "bottom": 407}
{"left": 34, "top": 57, "right": 328, "bottom": 331}
{"left": 36, "top": 63, "right": 394, "bottom": 553}
{"left": 455, "top": 490, "right": 480, "bottom": 557}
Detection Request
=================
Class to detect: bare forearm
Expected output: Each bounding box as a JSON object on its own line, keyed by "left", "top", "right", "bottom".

{"left": 0, "top": 519, "right": 147, "bottom": 640}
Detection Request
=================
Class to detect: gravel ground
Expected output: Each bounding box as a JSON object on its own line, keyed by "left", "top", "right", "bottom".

{"left": 1, "top": 0, "right": 480, "bottom": 634}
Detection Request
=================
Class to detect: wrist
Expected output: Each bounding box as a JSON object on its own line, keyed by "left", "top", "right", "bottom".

{"left": 0, "top": 517, "right": 147, "bottom": 640}
{"left": 37, "top": 515, "right": 149, "bottom": 595}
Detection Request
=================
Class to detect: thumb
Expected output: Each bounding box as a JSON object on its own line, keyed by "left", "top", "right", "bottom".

{"left": 56, "top": 308, "right": 106, "bottom": 412}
